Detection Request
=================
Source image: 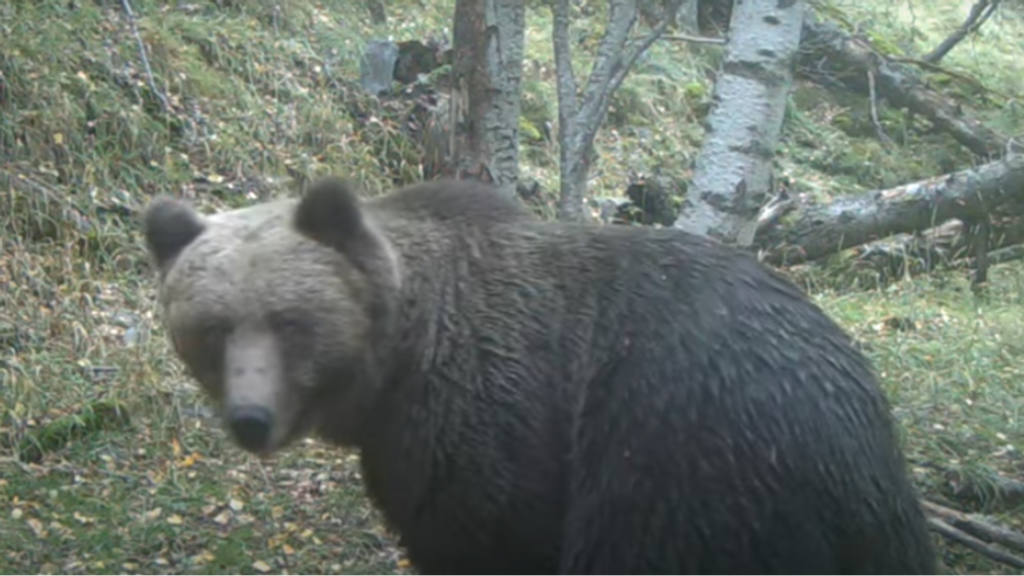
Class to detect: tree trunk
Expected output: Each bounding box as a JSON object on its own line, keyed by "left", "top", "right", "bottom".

{"left": 756, "top": 153, "right": 1024, "bottom": 266}
{"left": 552, "top": 0, "right": 682, "bottom": 221}
{"left": 449, "top": 0, "right": 525, "bottom": 194}
{"left": 673, "top": 0, "right": 805, "bottom": 245}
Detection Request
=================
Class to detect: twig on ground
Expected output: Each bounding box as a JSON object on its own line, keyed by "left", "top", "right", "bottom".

{"left": 923, "top": 497, "right": 1024, "bottom": 569}
{"left": 923, "top": 500, "right": 1024, "bottom": 553}
{"left": 927, "top": 517, "right": 1024, "bottom": 569}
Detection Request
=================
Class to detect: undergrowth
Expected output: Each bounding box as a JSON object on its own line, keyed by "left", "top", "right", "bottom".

{"left": 2, "top": 0, "right": 1024, "bottom": 573}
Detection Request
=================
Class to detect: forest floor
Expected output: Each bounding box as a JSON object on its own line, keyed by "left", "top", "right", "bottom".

{"left": 4, "top": 0, "right": 1024, "bottom": 573}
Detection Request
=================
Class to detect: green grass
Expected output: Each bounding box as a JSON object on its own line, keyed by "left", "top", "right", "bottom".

{"left": 3, "top": 0, "right": 1024, "bottom": 573}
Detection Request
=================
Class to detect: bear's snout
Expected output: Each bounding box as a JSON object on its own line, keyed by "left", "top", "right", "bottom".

{"left": 226, "top": 405, "right": 274, "bottom": 452}
{"left": 222, "top": 327, "right": 286, "bottom": 453}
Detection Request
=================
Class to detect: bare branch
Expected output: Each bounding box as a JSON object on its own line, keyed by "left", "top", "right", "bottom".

{"left": 923, "top": 0, "right": 1001, "bottom": 64}
{"left": 607, "top": 14, "right": 678, "bottom": 104}
{"left": 552, "top": 0, "right": 682, "bottom": 220}
{"left": 578, "top": 0, "right": 682, "bottom": 144}
{"left": 661, "top": 33, "right": 726, "bottom": 45}
{"left": 573, "top": 0, "right": 638, "bottom": 139}
{"left": 552, "top": 0, "right": 578, "bottom": 139}
{"left": 120, "top": 0, "right": 169, "bottom": 114}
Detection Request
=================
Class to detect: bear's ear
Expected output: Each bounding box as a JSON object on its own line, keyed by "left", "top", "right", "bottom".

{"left": 293, "top": 176, "right": 367, "bottom": 252}
{"left": 142, "top": 197, "right": 207, "bottom": 268}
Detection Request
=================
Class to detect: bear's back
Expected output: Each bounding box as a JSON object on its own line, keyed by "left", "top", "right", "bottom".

{"left": 365, "top": 179, "right": 536, "bottom": 228}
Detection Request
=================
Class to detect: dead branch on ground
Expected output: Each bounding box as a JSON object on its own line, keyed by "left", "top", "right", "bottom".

{"left": 797, "top": 12, "right": 1006, "bottom": 159}
{"left": 755, "top": 154, "right": 1024, "bottom": 266}
{"left": 927, "top": 515, "right": 1024, "bottom": 569}
{"left": 924, "top": 500, "right": 1024, "bottom": 554}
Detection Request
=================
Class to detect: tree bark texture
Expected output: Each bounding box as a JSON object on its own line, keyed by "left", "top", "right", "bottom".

{"left": 756, "top": 154, "right": 1024, "bottom": 266}
{"left": 450, "top": 0, "right": 525, "bottom": 194}
{"left": 552, "top": 0, "right": 682, "bottom": 221}
{"left": 673, "top": 0, "right": 805, "bottom": 245}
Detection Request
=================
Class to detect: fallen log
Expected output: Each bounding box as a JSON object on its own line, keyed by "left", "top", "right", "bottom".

{"left": 807, "top": 215, "right": 1024, "bottom": 288}
{"left": 755, "top": 154, "right": 1024, "bottom": 266}
{"left": 796, "top": 12, "right": 1007, "bottom": 159}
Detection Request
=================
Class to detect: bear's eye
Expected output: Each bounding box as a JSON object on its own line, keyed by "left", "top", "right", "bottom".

{"left": 267, "top": 312, "right": 310, "bottom": 339}
{"left": 179, "top": 318, "right": 230, "bottom": 352}
{"left": 200, "top": 321, "right": 231, "bottom": 344}
{"left": 172, "top": 318, "right": 230, "bottom": 381}
{"left": 172, "top": 316, "right": 229, "bottom": 350}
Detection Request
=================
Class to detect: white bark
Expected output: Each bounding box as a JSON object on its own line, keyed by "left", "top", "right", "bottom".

{"left": 483, "top": 0, "right": 526, "bottom": 194}
{"left": 673, "top": 0, "right": 805, "bottom": 245}
{"left": 552, "top": 0, "right": 682, "bottom": 221}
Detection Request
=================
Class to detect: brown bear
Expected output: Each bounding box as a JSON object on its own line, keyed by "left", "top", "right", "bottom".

{"left": 143, "top": 176, "right": 937, "bottom": 575}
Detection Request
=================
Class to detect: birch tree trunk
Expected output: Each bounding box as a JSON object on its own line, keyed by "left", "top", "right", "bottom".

{"left": 673, "top": 0, "right": 805, "bottom": 246}
{"left": 552, "top": 0, "right": 682, "bottom": 221}
{"left": 449, "top": 0, "right": 526, "bottom": 195}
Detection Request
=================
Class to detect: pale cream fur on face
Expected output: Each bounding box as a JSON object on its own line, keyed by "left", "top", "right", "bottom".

{"left": 156, "top": 199, "right": 372, "bottom": 451}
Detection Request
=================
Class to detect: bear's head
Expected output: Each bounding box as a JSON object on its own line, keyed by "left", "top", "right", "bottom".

{"left": 142, "top": 178, "right": 401, "bottom": 456}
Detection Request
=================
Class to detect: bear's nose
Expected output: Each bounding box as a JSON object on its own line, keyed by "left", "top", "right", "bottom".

{"left": 226, "top": 405, "right": 273, "bottom": 452}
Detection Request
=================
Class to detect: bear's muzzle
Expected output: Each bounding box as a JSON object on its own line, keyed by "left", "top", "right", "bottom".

{"left": 223, "top": 326, "right": 285, "bottom": 453}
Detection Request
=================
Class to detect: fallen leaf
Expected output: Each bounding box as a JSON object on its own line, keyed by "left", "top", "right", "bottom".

{"left": 72, "top": 511, "right": 94, "bottom": 525}
{"left": 252, "top": 560, "right": 271, "bottom": 572}
{"left": 27, "top": 517, "right": 46, "bottom": 538}
{"left": 229, "top": 498, "right": 244, "bottom": 512}
{"left": 167, "top": 514, "right": 183, "bottom": 525}
{"left": 179, "top": 453, "right": 200, "bottom": 468}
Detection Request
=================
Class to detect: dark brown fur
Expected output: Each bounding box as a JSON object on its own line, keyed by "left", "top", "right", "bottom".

{"left": 144, "top": 177, "right": 937, "bottom": 574}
